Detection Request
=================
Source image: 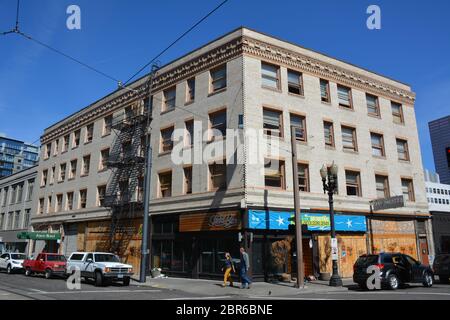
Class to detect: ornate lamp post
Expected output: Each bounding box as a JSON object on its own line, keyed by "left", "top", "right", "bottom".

{"left": 320, "top": 162, "right": 343, "bottom": 287}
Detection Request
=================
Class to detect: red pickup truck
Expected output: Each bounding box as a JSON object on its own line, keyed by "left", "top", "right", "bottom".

{"left": 23, "top": 253, "right": 67, "bottom": 279}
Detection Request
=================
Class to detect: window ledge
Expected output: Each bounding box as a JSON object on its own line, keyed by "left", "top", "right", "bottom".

{"left": 398, "top": 159, "right": 411, "bottom": 163}
{"left": 368, "top": 113, "right": 381, "bottom": 119}
{"left": 160, "top": 108, "right": 175, "bottom": 115}
{"left": 372, "top": 155, "right": 387, "bottom": 160}
{"left": 80, "top": 173, "right": 89, "bottom": 177}
{"left": 261, "top": 85, "right": 282, "bottom": 93}
{"left": 68, "top": 178, "right": 76, "bottom": 181}
{"left": 321, "top": 100, "right": 331, "bottom": 105}
{"left": 84, "top": 140, "right": 93, "bottom": 145}
{"left": 295, "top": 139, "right": 308, "bottom": 145}
{"left": 263, "top": 134, "right": 285, "bottom": 142}
{"left": 339, "top": 105, "right": 354, "bottom": 111}
{"left": 208, "top": 87, "right": 227, "bottom": 97}
{"left": 98, "top": 168, "right": 108, "bottom": 173}
{"left": 288, "top": 92, "right": 305, "bottom": 99}
{"left": 101, "top": 133, "right": 111, "bottom": 138}
{"left": 184, "top": 100, "right": 195, "bottom": 106}
{"left": 343, "top": 149, "right": 359, "bottom": 155}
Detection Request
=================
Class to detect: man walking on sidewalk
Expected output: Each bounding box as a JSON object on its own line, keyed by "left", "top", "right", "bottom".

{"left": 240, "top": 247, "right": 252, "bottom": 289}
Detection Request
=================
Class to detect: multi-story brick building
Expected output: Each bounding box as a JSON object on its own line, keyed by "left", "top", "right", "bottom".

{"left": 0, "top": 166, "right": 37, "bottom": 253}
{"left": 30, "top": 27, "right": 431, "bottom": 280}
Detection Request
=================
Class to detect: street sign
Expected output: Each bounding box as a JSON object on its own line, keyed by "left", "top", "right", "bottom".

{"left": 16, "top": 232, "right": 61, "bottom": 240}
{"left": 370, "top": 195, "right": 404, "bottom": 212}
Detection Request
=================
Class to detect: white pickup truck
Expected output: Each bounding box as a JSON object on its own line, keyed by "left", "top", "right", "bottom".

{"left": 66, "top": 252, "right": 134, "bottom": 286}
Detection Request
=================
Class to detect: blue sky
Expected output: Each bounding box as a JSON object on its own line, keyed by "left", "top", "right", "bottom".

{"left": 0, "top": 0, "right": 449, "bottom": 171}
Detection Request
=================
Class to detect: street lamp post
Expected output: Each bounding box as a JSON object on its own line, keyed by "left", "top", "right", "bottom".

{"left": 320, "top": 162, "right": 343, "bottom": 287}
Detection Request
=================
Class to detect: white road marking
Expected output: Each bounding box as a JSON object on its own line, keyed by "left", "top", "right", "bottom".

{"left": 248, "top": 296, "right": 339, "bottom": 300}
{"left": 27, "top": 289, "right": 161, "bottom": 295}
{"left": 29, "top": 288, "right": 46, "bottom": 293}
{"left": 166, "top": 296, "right": 231, "bottom": 300}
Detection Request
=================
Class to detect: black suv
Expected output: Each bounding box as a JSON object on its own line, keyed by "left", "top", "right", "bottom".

{"left": 433, "top": 254, "right": 450, "bottom": 284}
{"left": 353, "top": 253, "right": 434, "bottom": 290}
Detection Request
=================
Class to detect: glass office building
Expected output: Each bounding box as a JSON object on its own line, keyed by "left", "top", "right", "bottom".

{"left": 0, "top": 136, "right": 39, "bottom": 178}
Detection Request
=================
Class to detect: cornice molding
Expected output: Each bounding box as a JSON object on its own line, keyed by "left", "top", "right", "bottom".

{"left": 41, "top": 35, "right": 415, "bottom": 144}
{"left": 241, "top": 36, "right": 416, "bottom": 105}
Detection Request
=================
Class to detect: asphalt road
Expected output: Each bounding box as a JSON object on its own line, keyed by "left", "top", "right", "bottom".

{"left": 0, "top": 270, "right": 449, "bottom": 300}
{"left": 0, "top": 271, "right": 204, "bottom": 300}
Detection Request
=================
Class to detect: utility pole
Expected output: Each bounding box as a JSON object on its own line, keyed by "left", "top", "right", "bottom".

{"left": 291, "top": 125, "right": 304, "bottom": 289}
{"left": 139, "top": 65, "right": 158, "bottom": 283}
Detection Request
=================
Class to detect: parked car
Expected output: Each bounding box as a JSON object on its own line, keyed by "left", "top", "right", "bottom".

{"left": 353, "top": 252, "right": 434, "bottom": 290}
{"left": 433, "top": 253, "right": 450, "bottom": 284}
{"left": 0, "top": 252, "right": 27, "bottom": 274}
{"left": 23, "top": 253, "right": 67, "bottom": 279}
{"left": 66, "top": 252, "right": 133, "bottom": 286}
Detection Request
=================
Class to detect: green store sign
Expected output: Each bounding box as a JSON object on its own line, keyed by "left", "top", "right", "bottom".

{"left": 17, "top": 232, "right": 61, "bottom": 241}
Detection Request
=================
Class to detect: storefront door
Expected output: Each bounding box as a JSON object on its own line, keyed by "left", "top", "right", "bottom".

{"left": 419, "top": 237, "right": 430, "bottom": 265}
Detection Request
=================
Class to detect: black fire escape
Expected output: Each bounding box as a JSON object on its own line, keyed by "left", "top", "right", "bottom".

{"left": 102, "top": 100, "right": 151, "bottom": 255}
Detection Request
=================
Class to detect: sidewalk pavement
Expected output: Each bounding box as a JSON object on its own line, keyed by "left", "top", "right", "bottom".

{"left": 131, "top": 276, "right": 353, "bottom": 298}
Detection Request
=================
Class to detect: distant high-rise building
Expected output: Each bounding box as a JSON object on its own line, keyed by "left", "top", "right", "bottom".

{"left": 0, "top": 136, "right": 40, "bottom": 178}
{"left": 429, "top": 115, "right": 450, "bottom": 184}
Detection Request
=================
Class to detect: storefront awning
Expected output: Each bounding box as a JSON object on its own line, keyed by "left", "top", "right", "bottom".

{"left": 17, "top": 232, "right": 61, "bottom": 240}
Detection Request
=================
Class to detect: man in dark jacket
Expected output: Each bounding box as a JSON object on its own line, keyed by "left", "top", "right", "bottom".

{"left": 240, "top": 247, "right": 252, "bottom": 289}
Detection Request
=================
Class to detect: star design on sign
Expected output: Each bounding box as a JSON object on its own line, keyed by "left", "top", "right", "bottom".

{"left": 346, "top": 219, "right": 353, "bottom": 228}
{"left": 276, "top": 216, "right": 285, "bottom": 226}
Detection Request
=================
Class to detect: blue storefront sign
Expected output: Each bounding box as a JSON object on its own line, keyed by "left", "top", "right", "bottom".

{"left": 248, "top": 210, "right": 367, "bottom": 232}
{"left": 334, "top": 215, "right": 367, "bottom": 232}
